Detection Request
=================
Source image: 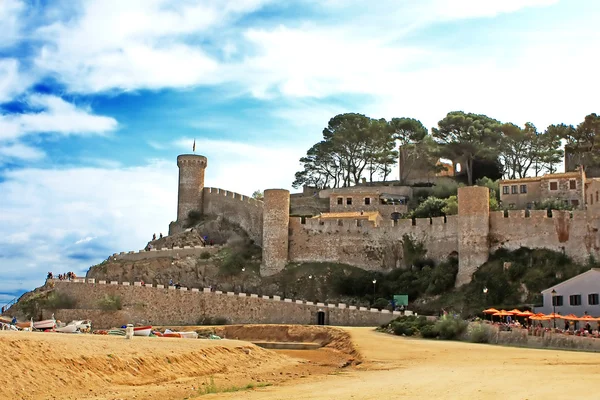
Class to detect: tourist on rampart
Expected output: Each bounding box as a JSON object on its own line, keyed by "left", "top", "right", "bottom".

{"left": 159, "top": 233, "right": 163, "bottom": 239}
{"left": 152, "top": 233, "right": 156, "bottom": 241}
{"left": 169, "top": 279, "right": 173, "bottom": 286}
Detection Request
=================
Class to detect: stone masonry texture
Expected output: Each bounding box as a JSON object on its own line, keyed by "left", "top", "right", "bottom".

{"left": 177, "top": 154, "right": 207, "bottom": 222}
{"left": 261, "top": 189, "right": 290, "bottom": 276}
{"left": 50, "top": 282, "right": 394, "bottom": 328}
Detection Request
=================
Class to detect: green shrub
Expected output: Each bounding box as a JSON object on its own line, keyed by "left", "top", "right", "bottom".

{"left": 420, "top": 324, "right": 439, "bottom": 339}
{"left": 373, "top": 297, "right": 389, "bottom": 310}
{"left": 435, "top": 316, "right": 468, "bottom": 340}
{"left": 467, "top": 322, "right": 495, "bottom": 344}
{"left": 199, "top": 251, "right": 211, "bottom": 260}
{"left": 97, "top": 294, "right": 122, "bottom": 311}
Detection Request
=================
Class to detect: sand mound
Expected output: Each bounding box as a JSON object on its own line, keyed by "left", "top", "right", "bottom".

{"left": 176, "top": 325, "right": 362, "bottom": 364}
{"left": 0, "top": 331, "right": 293, "bottom": 400}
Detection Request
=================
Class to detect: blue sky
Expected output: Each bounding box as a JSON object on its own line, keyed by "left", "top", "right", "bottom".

{"left": 0, "top": 0, "right": 599, "bottom": 304}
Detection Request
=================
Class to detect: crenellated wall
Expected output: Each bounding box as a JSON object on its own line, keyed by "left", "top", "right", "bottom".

{"left": 488, "top": 209, "right": 600, "bottom": 263}
{"left": 288, "top": 215, "right": 459, "bottom": 270}
{"left": 202, "top": 187, "right": 264, "bottom": 246}
{"left": 49, "top": 280, "right": 399, "bottom": 328}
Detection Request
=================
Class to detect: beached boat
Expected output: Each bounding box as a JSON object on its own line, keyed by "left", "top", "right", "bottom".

{"left": 33, "top": 319, "right": 56, "bottom": 330}
{"left": 133, "top": 326, "right": 152, "bottom": 337}
{"left": 70, "top": 320, "right": 92, "bottom": 330}
{"left": 55, "top": 324, "right": 78, "bottom": 333}
{"left": 163, "top": 332, "right": 182, "bottom": 338}
{"left": 108, "top": 329, "right": 125, "bottom": 336}
{"left": 179, "top": 331, "right": 198, "bottom": 339}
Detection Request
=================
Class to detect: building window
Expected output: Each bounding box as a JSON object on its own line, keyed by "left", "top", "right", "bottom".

{"left": 364, "top": 197, "right": 371, "bottom": 205}
{"left": 569, "top": 294, "right": 582, "bottom": 306}
{"left": 511, "top": 185, "right": 518, "bottom": 194}
{"left": 569, "top": 180, "right": 577, "bottom": 190}
{"left": 571, "top": 199, "right": 579, "bottom": 207}
{"left": 597, "top": 191, "right": 598, "bottom": 202}
{"left": 346, "top": 197, "right": 352, "bottom": 205}
{"left": 591, "top": 194, "right": 594, "bottom": 205}
{"left": 337, "top": 197, "right": 343, "bottom": 205}
{"left": 549, "top": 181, "right": 558, "bottom": 191}
{"left": 520, "top": 184, "right": 527, "bottom": 194}
{"left": 588, "top": 293, "right": 599, "bottom": 305}
{"left": 552, "top": 295, "right": 563, "bottom": 306}
{"left": 503, "top": 186, "right": 509, "bottom": 195}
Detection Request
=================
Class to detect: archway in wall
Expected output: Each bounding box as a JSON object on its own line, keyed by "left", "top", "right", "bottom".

{"left": 317, "top": 311, "right": 325, "bottom": 325}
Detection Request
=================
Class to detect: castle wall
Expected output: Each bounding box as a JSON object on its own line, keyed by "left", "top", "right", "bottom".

{"left": 261, "top": 189, "right": 290, "bottom": 276}
{"left": 109, "top": 245, "right": 221, "bottom": 262}
{"left": 456, "top": 186, "right": 490, "bottom": 286}
{"left": 288, "top": 216, "right": 458, "bottom": 270}
{"left": 489, "top": 210, "right": 600, "bottom": 263}
{"left": 202, "top": 187, "right": 264, "bottom": 246}
{"left": 50, "top": 281, "right": 397, "bottom": 328}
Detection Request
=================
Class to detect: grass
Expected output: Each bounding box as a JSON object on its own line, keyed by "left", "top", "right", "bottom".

{"left": 196, "top": 377, "right": 272, "bottom": 396}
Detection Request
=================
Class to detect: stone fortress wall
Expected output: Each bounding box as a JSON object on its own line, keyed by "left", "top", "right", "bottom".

{"left": 167, "top": 153, "right": 600, "bottom": 287}
{"left": 50, "top": 280, "right": 399, "bottom": 329}
{"left": 202, "top": 187, "right": 264, "bottom": 246}
{"left": 109, "top": 245, "right": 222, "bottom": 262}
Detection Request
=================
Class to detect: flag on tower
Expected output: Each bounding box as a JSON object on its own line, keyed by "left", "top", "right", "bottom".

{"left": 193, "top": 139, "right": 196, "bottom": 152}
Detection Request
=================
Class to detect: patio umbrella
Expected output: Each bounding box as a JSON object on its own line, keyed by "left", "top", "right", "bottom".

{"left": 578, "top": 315, "right": 596, "bottom": 321}
{"left": 509, "top": 309, "right": 522, "bottom": 314}
{"left": 483, "top": 308, "right": 499, "bottom": 314}
{"left": 560, "top": 314, "right": 579, "bottom": 320}
{"left": 517, "top": 310, "right": 534, "bottom": 317}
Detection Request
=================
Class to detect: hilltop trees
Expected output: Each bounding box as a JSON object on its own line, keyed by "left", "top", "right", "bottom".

{"left": 432, "top": 112, "right": 502, "bottom": 186}
{"left": 292, "top": 110, "right": 599, "bottom": 190}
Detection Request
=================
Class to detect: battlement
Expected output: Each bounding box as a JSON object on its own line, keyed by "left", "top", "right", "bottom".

{"left": 204, "top": 187, "right": 264, "bottom": 207}
{"left": 489, "top": 209, "right": 586, "bottom": 221}
{"left": 177, "top": 154, "right": 207, "bottom": 167}
{"left": 293, "top": 214, "right": 457, "bottom": 233}
{"left": 53, "top": 280, "right": 402, "bottom": 327}
{"left": 108, "top": 245, "right": 221, "bottom": 262}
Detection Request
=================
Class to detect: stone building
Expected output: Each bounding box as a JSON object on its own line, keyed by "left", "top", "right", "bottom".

{"left": 499, "top": 168, "right": 586, "bottom": 209}
{"left": 536, "top": 269, "right": 600, "bottom": 316}
{"left": 169, "top": 152, "right": 600, "bottom": 287}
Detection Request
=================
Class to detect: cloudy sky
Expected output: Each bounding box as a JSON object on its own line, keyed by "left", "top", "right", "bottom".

{"left": 1, "top": 0, "right": 598, "bottom": 303}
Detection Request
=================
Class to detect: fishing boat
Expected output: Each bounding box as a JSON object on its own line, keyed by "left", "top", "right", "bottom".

{"left": 55, "top": 324, "right": 78, "bottom": 333}
{"left": 133, "top": 326, "right": 152, "bottom": 337}
{"left": 33, "top": 314, "right": 56, "bottom": 330}
{"left": 179, "top": 331, "right": 198, "bottom": 339}
{"left": 163, "top": 332, "right": 182, "bottom": 338}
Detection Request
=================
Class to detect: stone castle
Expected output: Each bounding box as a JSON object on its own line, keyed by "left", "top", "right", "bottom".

{"left": 168, "top": 153, "right": 600, "bottom": 286}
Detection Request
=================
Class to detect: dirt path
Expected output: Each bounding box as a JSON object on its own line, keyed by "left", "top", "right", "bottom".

{"left": 214, "top": 327, "right": 600, "bottom": 400}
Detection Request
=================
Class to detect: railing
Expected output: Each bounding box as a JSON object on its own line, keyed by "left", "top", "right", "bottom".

{"left": 1, "top": 297, "right": 17, "bottom": 314}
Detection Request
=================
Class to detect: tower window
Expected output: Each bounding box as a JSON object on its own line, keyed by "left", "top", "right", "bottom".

{"left": 364, "top": 197, "right": 371, "bottom": 205}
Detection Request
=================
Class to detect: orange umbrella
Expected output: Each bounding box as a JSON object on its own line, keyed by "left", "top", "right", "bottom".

{"left": 578, "top": 315, "right": 596, "bottom": 321}
{"left": 530, "top": 315, "right": 551, "bottom": 320}
{"left": 545, "top": 312, "right": 562, "bottom": 319}
{"left": 483, "top": 308, "right": 499, "bottom": 314}
{"left": 509, "top": 309, "right": 522, "bottom": 314}
{"left": 517, "top": 310, "right": 534, "bottom": 317}
{"left": 560, "top": 314, "right": 578, "bottom": 320}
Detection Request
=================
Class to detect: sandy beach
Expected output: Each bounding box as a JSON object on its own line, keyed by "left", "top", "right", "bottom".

{"left": 2, "top": 326, "right": 600, "bottom": 399}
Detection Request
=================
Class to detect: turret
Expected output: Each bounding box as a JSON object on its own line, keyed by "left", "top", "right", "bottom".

{"left": 261, "top": 189, "right": 290, "bottom": 276}
{"left": 176, "top": 154, "right": 207, "bottom": 222}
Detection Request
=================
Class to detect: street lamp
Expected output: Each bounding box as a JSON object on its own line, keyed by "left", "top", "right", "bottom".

{"left": 483, "top": 287, "right": 488, "bottom": 294}
{"left": 372, "top": 279, "right": 377, "bottom": 299}
{"left": 551, "top": 289, "right": 557, "bottom": 329}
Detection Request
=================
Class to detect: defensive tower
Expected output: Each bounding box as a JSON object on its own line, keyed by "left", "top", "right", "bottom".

{"left": 176, "top": 154, "right": 207, "bottom": 222}
{"left": 261, "top": 189, "right": 290, "bottom": 276}
{"left": 456, "top": 186, "right": 490, "bottom": 286}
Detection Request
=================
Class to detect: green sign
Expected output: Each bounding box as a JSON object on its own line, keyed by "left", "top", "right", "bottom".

{"left": 393, "top": 295, "right": 408, "bottom": 306}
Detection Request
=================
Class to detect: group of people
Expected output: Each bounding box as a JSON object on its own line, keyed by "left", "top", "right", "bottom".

{"left": 47, "top": 271, "right": 77, "bottom": 281}
{"left": 152, "top": 233, "right": 164, "bottom": 241}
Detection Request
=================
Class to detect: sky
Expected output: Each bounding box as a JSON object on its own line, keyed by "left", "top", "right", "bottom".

{"left": 1, "top": 0, "right": 599, "bottom": 304}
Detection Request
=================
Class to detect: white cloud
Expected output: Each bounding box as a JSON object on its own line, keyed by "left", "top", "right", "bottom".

{"left": 0, "top": 94, "right": 118, "bottom": 141}
{"left": 0, "top": 58, "right": 30, "bottom": 103}
{"left": 174, "top": 137, "right": 302, "bottom": 195}
{"left": 75, "top": 236, "right": 96, "bottom": 245}
{"left": 0, "top": 142, "right": 45, "bottom": 163}
{"left": 0, "top": 160, "right": 178, "bottom": 294}
{"left": 0, "top": 0, "right": 24, "bottom": 48}
{"left": 33, "top": 0, "right": 273, "bottom": 93}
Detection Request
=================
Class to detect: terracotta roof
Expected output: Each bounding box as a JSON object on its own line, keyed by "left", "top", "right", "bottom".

{"left": 499, "top": 177, "right": 542, "bottom": 184}
{"left": 315, "top": 211, "right": 381, "bottom": 222}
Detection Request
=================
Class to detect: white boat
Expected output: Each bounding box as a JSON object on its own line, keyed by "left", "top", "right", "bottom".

{"left": 33, "top": 314, "right": 56, "bottom": 330}
{"left": 56, "top": 324, "right": 77, "bottom": 333}
{"left": 133, "top": 326, "right": 152, "bottom": 337}
{"left": 71, "top": 320, "right": 92, "bottom": 331}
{"left": 179, "top": 331, "right": 198, "bottom": 339}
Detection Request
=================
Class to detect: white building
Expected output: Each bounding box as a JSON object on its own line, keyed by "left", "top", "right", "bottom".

{"left": 536, "top": 269, "right": 600, "bottom": 316}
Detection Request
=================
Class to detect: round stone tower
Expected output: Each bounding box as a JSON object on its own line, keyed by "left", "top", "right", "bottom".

{"left": 261, "top": 189, "right": 290, "bottom": 276}
{"left": 176, "top": 154, "right": 207, "bottom": 222}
